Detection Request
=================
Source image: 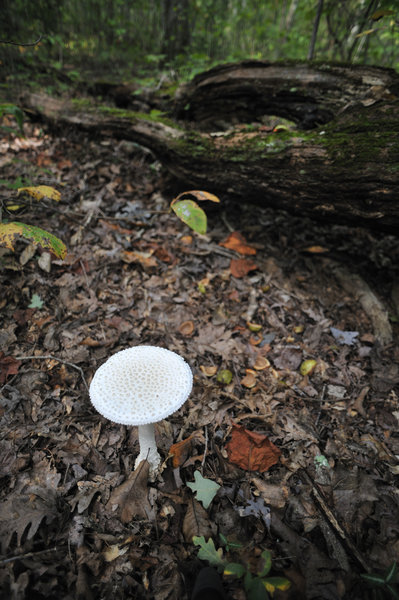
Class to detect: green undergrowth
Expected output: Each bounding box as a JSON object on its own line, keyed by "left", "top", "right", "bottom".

{"left": 70, "top": 97, "right": 178, "bottom": 128}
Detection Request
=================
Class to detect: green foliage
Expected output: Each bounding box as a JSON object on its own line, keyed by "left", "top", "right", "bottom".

{"left": 0, "top": 183, "right": 67, "bottom": 261}
{"left": 28, "top": 293, "right": 44, "bottom": 309}
{"left": 0, "top": 221, "right": 67, "bottom": 260}
{"left": 193, "top": 536, "right": 225, "bottom": 569}
{"left": 193, "top": 537, "right": 291, "bottom": 600}
{"left": 2, "top": 0, "right": 399, "bottom": 82}
{"left": 187, "top": 470, "right": 220, "bottom": 509}
{"left": 0, "top": 104, "right": 24, "bottom": 135}
{"left": 170, "top": 190, "right": 220, "bottom": 235}
{"left": 361, "top": 562, "right": 399, "bottom": 599}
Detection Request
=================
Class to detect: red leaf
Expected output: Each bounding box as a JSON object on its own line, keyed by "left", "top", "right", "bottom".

{"left": 0, "top": 352, "right": 20, "bottom": 384}
{"left": 230, "top": 258, "right": 258, "bottom": 278}
{"left": 225, "top": 424, "right": 281, "bottom": 472}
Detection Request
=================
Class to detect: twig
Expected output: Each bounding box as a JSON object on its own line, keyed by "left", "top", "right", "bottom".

{"left": 0, "top": 545, "right": 66, "bottom": 566}
{"left": 0, "top": 35, "right": 43, "bottom": 47}
{"left": 201, "top": 425, "right": 208, "bottom": 472}
{"left": 15, "top": 354, "right": 89, "bottom": 395}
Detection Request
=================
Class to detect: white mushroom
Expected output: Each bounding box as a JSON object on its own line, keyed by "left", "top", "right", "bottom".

{"left": 89, "top": 345, "right": 192, "bottom": 474}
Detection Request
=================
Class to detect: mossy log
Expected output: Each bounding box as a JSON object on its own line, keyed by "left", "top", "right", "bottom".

{"left": 22, "top": 61, "right": 399, "bottom": 232}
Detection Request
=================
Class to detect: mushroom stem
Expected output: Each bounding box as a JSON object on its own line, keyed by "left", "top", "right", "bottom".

{"left": 134, "top": 423, "right": 161, "bottom": 471}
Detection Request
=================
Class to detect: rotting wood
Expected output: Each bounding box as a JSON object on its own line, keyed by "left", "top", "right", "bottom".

{"left": 21, "top": 59, "right": 399, "bottom": 232}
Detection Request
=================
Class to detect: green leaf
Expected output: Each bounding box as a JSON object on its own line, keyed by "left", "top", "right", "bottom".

{"left": 219, "top": 533, "right": 243, "bottom": 551}
{"left": 171, "top": 200, "right": 207, "bottom": 234}
{"left": 28, "top": 294, "right": 44, "bottom": 309}
{"left": 258, "top": 550, "right": 272, "bottom": 577}
{"left": 224, "top": 562, "right": 246, "bottom": 578}
{"left": 247, "top": 576, "right": 269, "bottom": 600}
{"left": 193, "top": 536, "right": 225, "bottom": 569}
{"left": 187, "top": 470, "right": 220, "bottom": 509}
{"left": 0, "top": 222, "right": 67, "bottom": 260}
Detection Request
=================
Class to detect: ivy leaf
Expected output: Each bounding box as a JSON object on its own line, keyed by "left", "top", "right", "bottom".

{"left": 187, "top": 470, "right": 220, "bottom": 509}
{"left": 193, "top": 536, "right": 225, "bottom": 569}
{"left": 0, "top": 222, "right": 67, "bottom": 259}
{"left": 28, "top": 294, "right": 44, "bottom": 309}
{"left": 171, "top": 199, "right": 207, "bottom": 234}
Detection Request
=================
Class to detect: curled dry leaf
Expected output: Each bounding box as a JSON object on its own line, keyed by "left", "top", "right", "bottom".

{"left": 249, "top": 335, "right": 262, "bottom": 346}
{"left": 253, "top": 356, "right": 271, "bottom": 370}
{"left": 241, "top": 370, "right": 257, "bottom": 388}
{"left": 200, "top": 365, "right": 218, "bottom": 377}
{"left": 179, "top": 320, "right": 195, "bottom": 336}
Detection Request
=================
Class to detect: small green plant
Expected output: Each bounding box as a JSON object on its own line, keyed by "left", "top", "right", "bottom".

{"left": 193, "top": 535, "right": 290, "bottom": 599}
{"left": 170, "top": 190, "right": 220, "bottom": 235}
{"left": 0, "top": 185, "right": 67, "bottom": 260}
{"left": 361, "top": 562, "right": 399, "bottom": 600}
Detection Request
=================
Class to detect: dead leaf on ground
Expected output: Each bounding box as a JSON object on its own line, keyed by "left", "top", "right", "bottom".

{"left": 0, "top": 352, "right": 20, "bottom": 384}
{"left": 225, "top": 424, "right": 281, "bottom": 472}
{"left": 241, "top": 370, "right": 257, "bottom": 388}
{"left": 106, "top": 460, "right": 154, "bottom": 522}
{"left": 169, "top": 434, "right": 195, "bottom": 468}
{"left": 251, "top": 477, "right": 289, "bottom": 509}
{"left": 220, "top": 231, "right": 257, "bottom": 255}
{"left": 183, "top": 497, "right": 216, "bottom": 541}
{"left": 179, "top": 320, "right": 195, "bottom": 336}
{"left": 230, "top": 257, "right": 258, "bottom": 278}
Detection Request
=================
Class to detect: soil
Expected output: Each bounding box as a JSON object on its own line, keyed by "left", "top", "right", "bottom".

{"left": 0, "top": 115, "right": 398, "bottom": 600}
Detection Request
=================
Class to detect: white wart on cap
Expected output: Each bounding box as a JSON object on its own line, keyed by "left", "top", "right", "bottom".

{"left": 89, "top": 345, "right": 193, "bottom": 472}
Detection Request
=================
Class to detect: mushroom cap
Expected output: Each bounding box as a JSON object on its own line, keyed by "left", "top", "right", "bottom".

{"left": 89, "top": 346, "right": 193, "bottom": 426}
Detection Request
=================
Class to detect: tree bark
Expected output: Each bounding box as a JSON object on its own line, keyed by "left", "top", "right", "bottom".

{"left": 21, "top": 60, "right": 399, "bottom": 232}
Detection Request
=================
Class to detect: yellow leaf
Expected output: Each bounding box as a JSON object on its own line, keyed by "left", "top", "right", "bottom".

{"left": 172, "top": 190, "right": 220, "bottom": 205}
{"left": 0, "top": 222, "right": 67, "bottom": 259}
{"left": 247, "top": 321, "right": 262, "bottom": 332}
{"left": 18, "top": 185, "right": 61, "bottom": 202}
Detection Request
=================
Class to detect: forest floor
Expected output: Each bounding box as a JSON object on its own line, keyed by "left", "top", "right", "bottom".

{"left": 0, "top": 110, "right": 399, "bottom": 600}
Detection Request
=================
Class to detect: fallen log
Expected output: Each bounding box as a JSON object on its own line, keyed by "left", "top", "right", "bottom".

{"left": 21, "top": 61, "right": 399, "bottom": 232}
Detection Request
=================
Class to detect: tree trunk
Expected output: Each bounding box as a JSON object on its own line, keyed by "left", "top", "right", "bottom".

{"left": 21, "top": 60, "right": 399, "bottom": 232}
